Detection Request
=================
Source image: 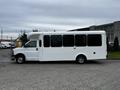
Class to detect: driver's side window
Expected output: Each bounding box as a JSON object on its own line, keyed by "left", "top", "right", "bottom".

{"left": 24, "top": 41, "right": 37, "bottom": 48}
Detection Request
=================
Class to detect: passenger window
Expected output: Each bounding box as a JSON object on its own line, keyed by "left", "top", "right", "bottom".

{"left": 75, "top": 35, "right": 86, "bottom": 46}
{"left": 39, "top": 40, "right": 41, "bottom": 47}
{"left": 24, "top": 41, "right": 37, "bottom": 48}
{"left": 63, "top": 35, "right": 74, "bottom": 47}
{"left": 51, "top": 35, "right": 62, "bottom": 47}
{"left": 88, "top": 34, "right": 102, "bottom": 46}
{"left": 44, "top": 35, "right": 50, "bottom": 47}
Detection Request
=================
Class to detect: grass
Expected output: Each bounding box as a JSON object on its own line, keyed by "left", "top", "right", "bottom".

{"left": 107, "top": 51, "right": 120, "bottom": 59}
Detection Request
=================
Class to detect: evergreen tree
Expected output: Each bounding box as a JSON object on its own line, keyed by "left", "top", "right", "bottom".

{"left": 106, "top": 37, "right": 109, "bottom": 51}
{"left": 20, "top": 32, "right": 28, "bottom": 46}
{"left": 113, "top": 36, "right": 119, "bottom": 51}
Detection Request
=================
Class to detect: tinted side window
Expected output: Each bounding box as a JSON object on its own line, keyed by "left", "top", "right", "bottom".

{"left": 44, "top": 35, "right": 50, "bottom": 47}
{"left": 88, "top": 34, "right": 102, "bottom": 46}
{"left": 51, "top": 35, "right": 62, "bottom": 47}
{"left": 63, "top": 35, "right": 74, "bottom": 47}
{"left": 39, "top": 40, "right": 41, "bottom": 47}
{"left": 75, "top": 35, "right": 86, "bottom": 46}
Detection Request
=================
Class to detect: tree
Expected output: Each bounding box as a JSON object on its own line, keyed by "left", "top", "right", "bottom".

{"left": 20, "top": 32, "right": 28, "bottom": 46}
{"left": 106, "top": 37, "right": 109, "bottom": 51}
{"left": 113, "top": 36, "right": 119, "bottom": 51}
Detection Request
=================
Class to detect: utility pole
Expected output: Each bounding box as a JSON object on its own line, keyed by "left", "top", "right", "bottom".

{"left": 11, "top": 36, "right": 12, "bottom": 42}
{"left": 7, "top": 36, "right": 8, "bottom": 40}
{"left": 1, "top": 27, "right": 3, "bottom": 42}
{"left": 10, "top": 36, "right": 12, "bottom": 50}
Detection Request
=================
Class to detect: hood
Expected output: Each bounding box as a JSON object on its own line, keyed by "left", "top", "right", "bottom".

{"left": 13, "top": 47, "right": 23, "bottom": 51}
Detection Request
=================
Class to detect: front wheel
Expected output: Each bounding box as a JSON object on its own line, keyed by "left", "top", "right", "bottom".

{"left": 16, "top": 55, "right": 25, "bottom": 64}
{"left": 76, "top": 55, "right": 86, "bottom": 64}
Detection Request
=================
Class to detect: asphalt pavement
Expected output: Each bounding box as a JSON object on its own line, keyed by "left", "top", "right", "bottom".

{"left": 0, "top": 49, "right": 120, "bottom": 90}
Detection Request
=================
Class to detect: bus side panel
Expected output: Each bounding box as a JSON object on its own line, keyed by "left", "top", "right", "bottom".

{"left": 86, "top": 47, "right": 106, "bottom": 60}
{"left": 42, "top": 47, "right": 75, "bottom": 61}
{"left": 87, "top": 34, "right": 107, "bottom": 60}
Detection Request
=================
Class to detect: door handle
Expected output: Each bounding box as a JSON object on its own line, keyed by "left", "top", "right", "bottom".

{"left": 73, "top": 47, "right": 76, "bottom": 49}
{"left": 36, "top": 48, "right": 38, "bottom": 51}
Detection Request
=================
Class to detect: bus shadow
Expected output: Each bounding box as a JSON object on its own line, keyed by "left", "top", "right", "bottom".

{"left": 85, "top": 60, "right": 105, "bottom": 64}
{"left": 19, "top": 60, "right": 105, "bottom": 65}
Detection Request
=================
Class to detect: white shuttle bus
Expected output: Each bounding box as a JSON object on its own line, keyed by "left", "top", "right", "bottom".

{"left": 12, "top": 31, "right": 107, "bottom": 64}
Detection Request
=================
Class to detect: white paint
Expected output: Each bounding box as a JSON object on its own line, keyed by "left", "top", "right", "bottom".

{"left": 13, "top": 31, "right": 107, "bottom": 62}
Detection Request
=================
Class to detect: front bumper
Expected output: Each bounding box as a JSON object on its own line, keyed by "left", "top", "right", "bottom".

{"left": 11, "top": 55, "right": 15, "bottom": 61}
{"left": 10, "top": 49, "right": 15, "bottom": 61}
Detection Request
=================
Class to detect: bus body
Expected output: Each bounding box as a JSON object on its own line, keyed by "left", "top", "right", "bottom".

{"left": 12, "top": 31, "right": 107, "bottom": 64}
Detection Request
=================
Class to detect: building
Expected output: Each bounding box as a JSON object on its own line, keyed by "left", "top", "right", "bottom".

{"left": 70, "top": 21, "right": 120, "bottom": 43}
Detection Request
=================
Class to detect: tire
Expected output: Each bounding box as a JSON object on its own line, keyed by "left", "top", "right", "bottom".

{"left": 16, "top": 55, "right": 25, "bottom": 64}
{"left": 76, "top": 55, "right": 86, "bottom": 64}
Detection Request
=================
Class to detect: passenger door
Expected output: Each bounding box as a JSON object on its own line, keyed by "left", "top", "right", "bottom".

{"left": 24, "top": 40, "right": 39, "bottom": 61}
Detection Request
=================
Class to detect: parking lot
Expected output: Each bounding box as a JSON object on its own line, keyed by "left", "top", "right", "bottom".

{"left": 0, "top": 49, "right": 120, "bottom": 90}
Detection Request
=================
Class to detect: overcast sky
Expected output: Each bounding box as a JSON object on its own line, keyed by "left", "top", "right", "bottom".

{"left": 0, "top": 0, "right": 120, "bottom": 38}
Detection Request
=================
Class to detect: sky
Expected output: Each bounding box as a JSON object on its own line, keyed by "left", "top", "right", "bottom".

{"left": 0, "top": 0, "right": 120, "bottom": 39}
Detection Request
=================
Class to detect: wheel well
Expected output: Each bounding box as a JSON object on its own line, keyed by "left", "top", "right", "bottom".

{"left": 76, "top": 54, "right": 87, "bottom": 61}
{"left": 15, "top": 53, "right": 25, "bottom": 59}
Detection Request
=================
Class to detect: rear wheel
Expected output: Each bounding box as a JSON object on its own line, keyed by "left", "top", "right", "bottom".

{"left": 76, "top": 55, "right": 86, "bottom": 64}
{"left": 16, "top": 55, "right": 25, "bottom": 64}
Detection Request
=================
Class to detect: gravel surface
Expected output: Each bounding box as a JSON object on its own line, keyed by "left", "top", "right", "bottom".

{"left": 0, "top": 49, "right": 120, "bottom": 90}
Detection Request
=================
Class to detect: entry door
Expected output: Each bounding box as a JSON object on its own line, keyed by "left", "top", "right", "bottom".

{"left": 24, "top": 40, "right": 39, "bottom": 61}
{"left": 38, "top": 40, "right": 42, "bottom": 61}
